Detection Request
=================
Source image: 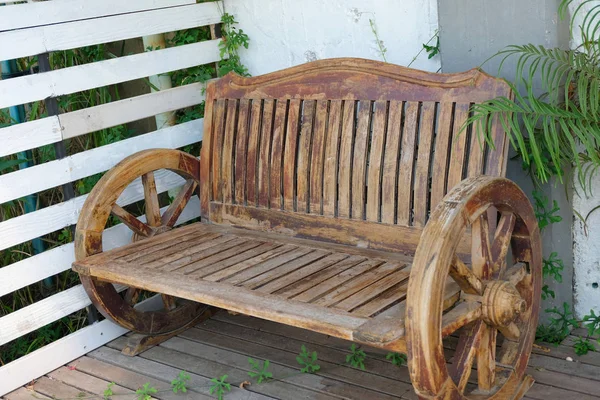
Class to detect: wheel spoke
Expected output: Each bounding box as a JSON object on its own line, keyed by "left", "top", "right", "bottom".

{"left": 491, "top": 212, "right": 516, "bottom": 276}
{"left": 498, "top": 322, "right": 521, "bottom": 341}
{"left": 477, "top": 325, "right": 497, "bottom": 392}
{"left": 124, "top": 287, "right": 142, "bottom": 305}
{"left": 471, "top": 212, "right": 492, "bottom": 279}
{"left": 111, "top": 204, "right": 153, "bottom": 237}
{"left": 162, "top": 294, "right": 177, "bottom": 311}
{"left": 505, "top": 262, "right": 528, "bottom": 286}
{"left": 142, "top": 171, "right": 161, "bottom": 227}
{"left": 161, "top": 179, "right": 197, "bottom": 227}
{"left": 450, "top": 256, "right": 484, "bottom": 295}
{"left": 450, "top": 320, "right": 485, "bottom": 393}
{"left": 442, "top": 301, "right": 482, "bottom": 337}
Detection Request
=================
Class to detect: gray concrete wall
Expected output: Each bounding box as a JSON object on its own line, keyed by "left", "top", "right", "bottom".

{"left": 438, "top": 0, "right": 574, "bottom": 318}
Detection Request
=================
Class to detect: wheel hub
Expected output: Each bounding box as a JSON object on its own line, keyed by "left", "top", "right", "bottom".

{"left": 132, "top": 224, "right": 172, "bottom": 242}
{"left": 481, "top": 281, "right": 526, "bottom": 327}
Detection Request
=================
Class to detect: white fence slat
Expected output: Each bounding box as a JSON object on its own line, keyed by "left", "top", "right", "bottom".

{"left": 0, "top": 83, "right": 205, "bottom": 157}
{"left": 0, "top": 319, "right": 128, "bottom": 397}
{"left": 0, "top": 118, "right": 203, "bottom": 204}
{"left": 0, "top": 2, "right": 222, "bottom": 61}
{"left": 0, "top": 293, "right": 166, "bottom": 397}
{"left": 0, "top": 0, "right": 196, "bottom": 32}
{"left": 0, "top": 196, "right": 200, "bottom": 297}
{"left": 0, "top": 169, "right": 187, "bottom": 251}
{"left": 0, "top": 285, "right": 92, "bottom": 346}
{"left": 0, "top": 117, "right": 61, "bottom": 158}
{"left": 0, "top": 39, "right": 220, "bottom": 109}
{"left": 60, "top": 82, "right": 206, "bottom": 140}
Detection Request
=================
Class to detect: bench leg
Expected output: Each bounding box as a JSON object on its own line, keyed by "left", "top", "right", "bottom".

{"left": 121, "top": 306, "right": 216, "bottom": 356}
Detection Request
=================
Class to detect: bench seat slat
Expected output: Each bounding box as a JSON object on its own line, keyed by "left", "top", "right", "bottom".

{"left": 74, "top": 222, "right": 462, "bottom": 346}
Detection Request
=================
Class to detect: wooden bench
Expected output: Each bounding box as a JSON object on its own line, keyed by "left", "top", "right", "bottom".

{"left": 72, "top": 58, "right": 541, "bottom": 399}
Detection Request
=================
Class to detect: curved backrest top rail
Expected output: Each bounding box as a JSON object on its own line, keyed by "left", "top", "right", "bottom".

{"left": 209, "top": 57, "right": 511, "bottom": 102}
{"left": 200, "top": 58, "right": 512, "bottom": 253}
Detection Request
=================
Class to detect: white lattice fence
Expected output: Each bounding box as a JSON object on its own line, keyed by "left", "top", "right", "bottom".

{"left": 0, "top": 0, "right": 221, "bottom": 394}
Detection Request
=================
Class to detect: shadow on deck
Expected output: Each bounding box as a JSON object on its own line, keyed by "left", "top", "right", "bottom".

{"left": 5, "top": 312, "right": 600, "bottom": 400}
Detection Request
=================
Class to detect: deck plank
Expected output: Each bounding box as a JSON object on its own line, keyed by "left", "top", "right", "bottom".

{"left": 12, "top": 312, "right": 600, "bottom": 400}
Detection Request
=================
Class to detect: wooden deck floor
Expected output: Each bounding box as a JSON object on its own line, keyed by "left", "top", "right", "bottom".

{"left": 5, "top": 311, "right": 600, "bottom": 400}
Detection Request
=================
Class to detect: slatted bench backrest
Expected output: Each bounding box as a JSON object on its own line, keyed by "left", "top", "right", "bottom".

{"left": 200, "top": 58, "right": 511, "bottom": 253}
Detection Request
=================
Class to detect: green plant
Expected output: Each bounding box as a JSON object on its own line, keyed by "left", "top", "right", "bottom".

{"left": 467, "top": 0, "right": 600, "bottom": 188}
{"left": 536, "top": 302, "right": 579, "bottom": 344}
{"left": 386, "top": 352, "right": 407, "bottom": 367}
{"left": 247, "top": 358, "right": 272, "bottom": 383}
{"left": 408, "top": 30, "right": 441, "bottom": 69}
{"left": 541, "top": 284, "right": 555, "bottom": 300}
{"left": 296, "top": 345, "right": 320, "bottom": 374}
{"left": 574, "top": 336, "right": 596, "bottom": 355}
{"left": 533, "top": 191, "right": 563, "bottom": 231}
{"left": 103, "top": 382, "right": 115, "bottom": 400}
{"left": 345, "top": 344, "right": 366, "bottom": 370}
{"left": 423, "top": 36, "right": 441, "bottom": 59}
{"left": 209, "top": 375, "right": 231, "bottom": 400}
{"left": 369, "top": 19, "right": 388, "bottom": 62}
{"left": 136, "top": 383, "right": 158, "bottom": 400}
{"left": 543, "top": 252, "right": 564, "bottom": 283}
{"left": 218, "top": 13, "right": 250, "bottom": 77}
{"left": 582, "top": 309, "right": 600, "bottom": 337}
{"left": 171, "top": 370, "right": 191, "bottom": 393}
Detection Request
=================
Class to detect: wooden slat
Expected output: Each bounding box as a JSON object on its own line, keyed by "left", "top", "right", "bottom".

{"left": 351, "top": 281, "right": 409, "bottom": 317}
{"left": 256, "top": 253, "right": 349, "bottom": 294}
{"left": 366, "top": 100, "right": 388, "bottom": 222}
{"left": 412, "top": 101, "right": 436, "bottom": 227}
{"left": 269, "top": 99, "right": 288, "bottom": 209}
{"left": 380, "top": 101, "right": 403, "bottom": 224}
{"left": 313, "top": 262, "right": 401, "bottom": 307}
{"left": 211, "top": 202, "right": 472, "bottom": 255}
{"left": 0, "top": 295, "right": 165, "bottom": 397}
{"left": 0, "top": 319, "right": 126, "bottom": 397}
{"left": 0, "top": 117, "right": 61, "bottom": 158}
{"left": 203, "top": 244, "right": 295, "bottom": 282}
{"left": 0, "top": 285, "right": 92, "bottom": 346}
{"left": 0, "top": 0, "right": 195, "bottom": 32}
{"left": 183, "top": 240, "right": 267, "bottom": 277}
{"left": 322, "top": 100, "right": 343, "bottom": 217}
{"left": 333, "top": 266, "right": 411, "bottom": 312}
{"left": 245, "top": 99, "right": 262, "bottom": 207}
{"left": 73, "top": 261, "right": 370, "bottom": 340}
{"left": 60, "top": 82, "right": 205, "bottom": 140}
{"left": 282, "top": 99, "right": 301, "bottom": 211}
{"left": 154, "top": 236, "right": 241, "bottom": 272}
{"left": 0, "top": 39, "right": 220, "bottom": 109}
{"left": 274, "top": 255, "right": 367, "bottom": 298}
{"left": 296, "top": 100, "right": 316, "bottom": 213}
{"left": 293, "top": 259, "right": 383, "bottom": 303}
{"left": 351, "top": 100, "right": 371, "bottom": 220}
{"left": 0, "top": 2, "right": 222, "bottom": 62}
{"left": 234, "top": 99, "right": 251, "bottom": 205}
{"left": 467, "top": 109, "right": 486, "bottom": 177}
{"left": 430, "top": 102, "right": 454, "bottom": 208}
{"left": 258, "top": 99, "right": 275, "bottom": 208}
{"left": 171, "top": 238, "right": 253, "bottom": 274}
{"left": 243, "top": 250, "right": 330, "bottom": 290}
{"left": 0, "top": 196, "right": 200, "bottom": 299}
{"left": 221, "top": 99, "right": 238, "bottom": 204}
{"left": 211, "top": 99, "right": 227, "bottom": 202}
{"left": 309, "top": 100, "right": 328, "bottom": 214}
{"left": 0, "top": 169, "right": 185, "bottom": 251}
{"left": 224, "top": 247, "right": 313, "bottom": 285}
{"left": 0, "top": 118, "right": 203, "bottom": 205}
{"left": 337, "top": 101, "right": 355, "bottom": 218}
{"left": 193, "top": 242, "right": 281, "bottom": 278}
{"left": 396, "top": 101, "right": 419, "bottom": 226}
{"left": 446, "top": 102, "right": 471, "bottom": 191}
